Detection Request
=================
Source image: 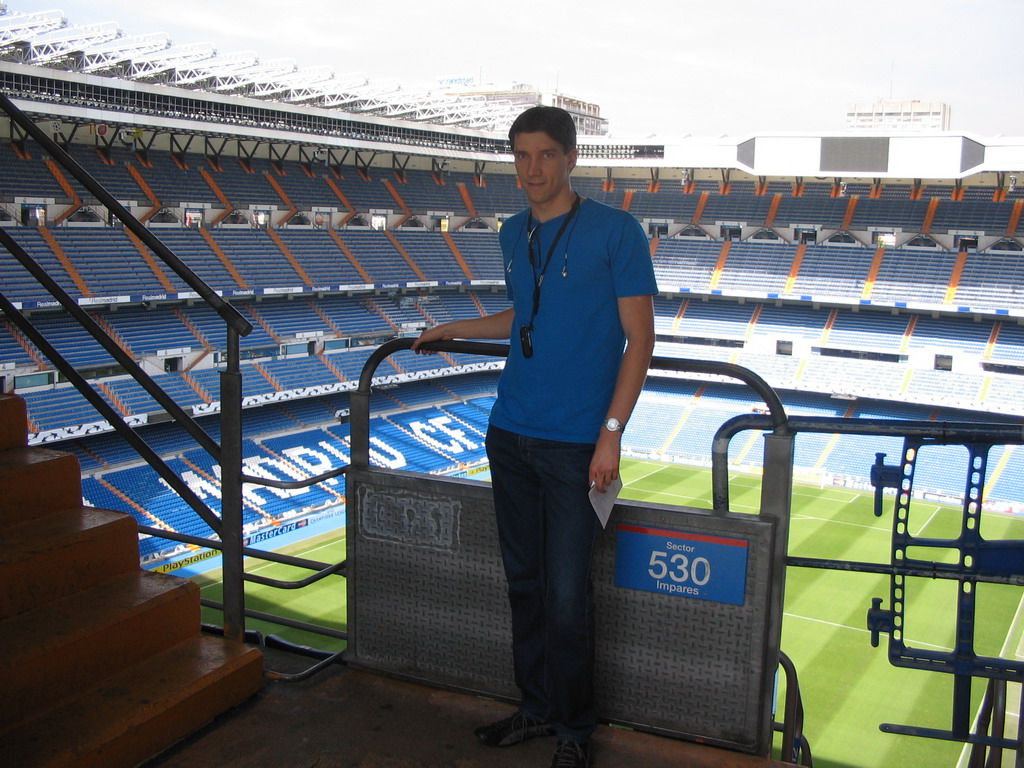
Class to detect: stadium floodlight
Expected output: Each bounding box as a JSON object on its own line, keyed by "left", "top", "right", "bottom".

{"left": 0, "top": 8, "right": 67, "bottom": 47}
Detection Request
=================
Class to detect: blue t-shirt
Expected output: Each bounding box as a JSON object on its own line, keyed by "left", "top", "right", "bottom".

{"left": 489, "top": 198, "right": 657, "bottom": 443}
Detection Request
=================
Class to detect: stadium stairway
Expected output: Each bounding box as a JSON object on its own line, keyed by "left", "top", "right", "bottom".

{"left": 0, "top": 393, "right": 263, "bottom": 768}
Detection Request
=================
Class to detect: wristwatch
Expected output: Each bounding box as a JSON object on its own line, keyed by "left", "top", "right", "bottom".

{"left": 603, "top": 417, "right": 623, "bottom": 433}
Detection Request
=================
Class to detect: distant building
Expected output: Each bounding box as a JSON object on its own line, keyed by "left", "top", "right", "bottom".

{"left": 444, "top": 82, "right": 609, "bottom": 136}
{"left": 549, "top": 92, "right": 607, "bottom": 137}
{"left": 846, "top": 100, "right": 952, "bottom": 132}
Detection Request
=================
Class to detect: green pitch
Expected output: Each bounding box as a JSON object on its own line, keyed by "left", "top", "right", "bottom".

{"left": 195, "top": 457, "right": 1024, "bottom": 768}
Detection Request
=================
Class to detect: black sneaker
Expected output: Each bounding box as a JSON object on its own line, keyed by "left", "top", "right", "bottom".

{"left": 551, "top": 740, "right": 590, "bottom": 768}
{"left": 474, "top": 711, "right": 554, "bottom": 747}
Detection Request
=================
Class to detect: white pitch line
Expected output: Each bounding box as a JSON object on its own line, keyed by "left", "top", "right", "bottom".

{"left": 246, "top": 538, "right": 346, "bottom": 575}
{"left": 200, "top": 537, "right": 347, "bottom": 590}
{"left": 790, "top": 513, "right": 890, "bottom": 533}
{"left": 911, "top": 506, "right": 943, "bottom": 537}
{"left": 783, "top": 611, "right": 950, "bottom": 650}
{"left": 623, "top": 463, "right": 667, "bottom": 485}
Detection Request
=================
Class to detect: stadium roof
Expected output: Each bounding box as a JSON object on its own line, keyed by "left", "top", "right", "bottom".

{"left": 1, "top": 5, "right": 1023, "bottom": 179}
{"left": 0, "top": 4, "right": 525, "bottom": 132}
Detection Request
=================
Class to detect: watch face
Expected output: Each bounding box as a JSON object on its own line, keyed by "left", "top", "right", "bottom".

{"left": 604, "top": 418, "right": 622, "bottom": 432}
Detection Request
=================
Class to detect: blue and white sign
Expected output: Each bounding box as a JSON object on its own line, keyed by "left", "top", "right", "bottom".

{"left": 615, "top": 524, "right": 749, "bottom": 606}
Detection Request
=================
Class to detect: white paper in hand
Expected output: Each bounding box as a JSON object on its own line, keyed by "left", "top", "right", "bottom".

{"left": 589, "top": 475, "right": 622, "bottom": 529}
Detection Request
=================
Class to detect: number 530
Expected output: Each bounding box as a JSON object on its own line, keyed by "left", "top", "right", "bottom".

{"left": 648, "top": 550, "right": 711, "bottom": 585}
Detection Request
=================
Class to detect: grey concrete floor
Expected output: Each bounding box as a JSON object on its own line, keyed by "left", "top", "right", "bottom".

{"left": 145, "top": 649, "right": 798, "bottom": 768}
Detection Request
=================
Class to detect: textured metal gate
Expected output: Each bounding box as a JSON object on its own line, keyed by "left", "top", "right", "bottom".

{"left": 346, "top": 467, "right": 777, "bottom": 752}
{"left": 345, "top": 340, "right": 794, "bottom": 756}
{"left": 346, "top": 469, "right": 514, "bottom": 695}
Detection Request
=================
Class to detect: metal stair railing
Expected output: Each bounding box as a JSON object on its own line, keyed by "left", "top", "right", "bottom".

{"left": 0, "top": 92, "right": 347, "bottom": 668}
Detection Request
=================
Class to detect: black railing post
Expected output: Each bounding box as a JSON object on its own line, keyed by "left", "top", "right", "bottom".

{"left": 350, "top": 373, "right": 371, "bottom": 471}
{"left": 759, "top": 431, "right": 796, "bottom": 754}
{"left": 220, "top": 328, "right": 245, "bottom": 644}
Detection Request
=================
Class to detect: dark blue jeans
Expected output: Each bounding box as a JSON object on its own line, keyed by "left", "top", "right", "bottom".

{"left": 485, "top": 424, "right": 602, "bottom": 744}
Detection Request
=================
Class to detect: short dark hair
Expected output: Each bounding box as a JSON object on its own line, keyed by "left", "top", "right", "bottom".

{"left": 508, "top": 106, "right": 577, "bottom": 154}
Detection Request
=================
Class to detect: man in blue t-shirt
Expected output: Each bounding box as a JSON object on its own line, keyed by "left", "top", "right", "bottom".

{"left": 413, "top": 105, "right": 656, "bottom": 768}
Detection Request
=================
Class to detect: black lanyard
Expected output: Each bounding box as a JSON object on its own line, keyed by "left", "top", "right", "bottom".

{"left": 524, "top": 194, "right": 581, "bottom": 333}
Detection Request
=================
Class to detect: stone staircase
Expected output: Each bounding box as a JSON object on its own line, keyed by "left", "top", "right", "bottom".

{"left": 0, "top": 393, "right": 263, "bottom": 768}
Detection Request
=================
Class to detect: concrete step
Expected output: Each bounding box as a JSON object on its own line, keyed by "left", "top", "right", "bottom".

{"left": 0, "top": 393, "right": 263, "bottom": 767}
{"left": 0, "top": 569, "right": 200, "bottom": 726}
{"left": 0, "top": 634, "right": 264, "bottom": 768}
{"left": 0, "top": 394, "right": 28, "bottom": 451}
{"left": 0, "top": 445, "right": 83, "bottom": 527}
{"left": 0, "top": 506, "right": 140, "bottom": 620}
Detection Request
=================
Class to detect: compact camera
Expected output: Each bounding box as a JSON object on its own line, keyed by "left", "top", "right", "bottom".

{"left": 519, "top": 325, "right": 533, "bottom": 358}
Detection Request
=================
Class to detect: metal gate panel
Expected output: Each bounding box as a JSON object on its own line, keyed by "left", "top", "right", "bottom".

{"left": 346, "top": 467, "right": 777, "bottom": 753}
{"left": 592, "top": 504, "right": 775, "bottom": 750}
{"left": 346, "top": 468, "right": 515, "bottom": 695}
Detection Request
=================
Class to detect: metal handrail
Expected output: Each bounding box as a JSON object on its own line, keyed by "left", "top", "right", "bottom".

{"left": 349, "top": 337, "right": 789, "bottom": 472}
{"left": 774, "top": 651, "right": 813, "bottom": 766}
{"left": 0, "top": 91, "right": 251, "bottom": 338}
{"left": 0, "top": 233, "right": 225, "bottom": 520}
{"left": 0, "top": 93, "right": 344, "bottom": 651}
{"left": 712, "top": 413, "right": 1024, "bottom": 516}
{"left": 0, "top": 304, "right": 227, "bottom": 535}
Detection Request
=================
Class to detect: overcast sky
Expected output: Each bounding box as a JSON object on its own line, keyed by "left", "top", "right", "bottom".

{"left": 13, "top": 0, "right": 1024, "bottom": 139}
